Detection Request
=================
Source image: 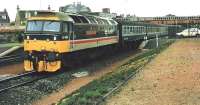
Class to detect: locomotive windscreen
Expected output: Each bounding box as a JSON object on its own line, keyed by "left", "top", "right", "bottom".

{"left": 26, "top": 20, "right": 61, "bottom": 32}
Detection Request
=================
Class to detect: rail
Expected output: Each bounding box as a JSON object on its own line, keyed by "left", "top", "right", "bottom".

{"left": 0, "top": 71, "right": 35, "bottom": 83}
{"left": 0, "top": 71, "right": 41, "bottom": 93}
{"left": 97, "top": 60, "right": 151, "bottom": 105}
{"left": 0, "top": 70, "right": 65, "bottom": 93}
{"left": 0, "top": 54, "right": 24, "bottom": 66}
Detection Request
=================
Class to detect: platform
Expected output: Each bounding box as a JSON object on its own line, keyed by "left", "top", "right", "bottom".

{"left": 0, "top": 43, "right": 23, "bottom": 57}
{"left": 106, "top": 39, "right": 200, "bottom": 105}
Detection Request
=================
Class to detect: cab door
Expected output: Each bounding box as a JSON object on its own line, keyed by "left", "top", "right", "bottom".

{"left": 62, "top": 22, "right": 74, "bottom": 50}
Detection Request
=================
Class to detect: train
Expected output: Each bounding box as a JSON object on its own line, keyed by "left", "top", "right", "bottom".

{"left": 23, "top": 11, "right": 177, "bottom": 72}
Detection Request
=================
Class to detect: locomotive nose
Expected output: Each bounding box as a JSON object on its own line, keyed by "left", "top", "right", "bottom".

{"left": 24, "top": 51, "right": 61, "bottom": 72}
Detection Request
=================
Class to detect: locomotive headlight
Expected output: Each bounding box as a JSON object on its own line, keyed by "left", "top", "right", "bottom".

{"left": 27, "top": 36, "right": 30, "bottom": 40}
{"left": 53, "top": 36, "right": 57, "bottom": 40}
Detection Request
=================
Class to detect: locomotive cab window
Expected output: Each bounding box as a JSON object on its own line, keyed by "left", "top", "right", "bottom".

{"left": 26, "top": 20, "right": 61, "bottom": 32}
{"left": 26, "top": 21, "right": 43, "bottom": 32}
{"left": 43, "top": 21, "right": 60, "bottom": 32}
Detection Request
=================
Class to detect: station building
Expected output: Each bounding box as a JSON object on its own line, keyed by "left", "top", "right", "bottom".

{"left": 0, "top": 9, "right": 10, "bottom": 27}
{"left": 141, "top": 14, "right": 200, "bottom": 26}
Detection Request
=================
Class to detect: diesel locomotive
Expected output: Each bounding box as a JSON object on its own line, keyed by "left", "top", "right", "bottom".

{"left": 24, "top": 11, "right": 169, "bottom": 72}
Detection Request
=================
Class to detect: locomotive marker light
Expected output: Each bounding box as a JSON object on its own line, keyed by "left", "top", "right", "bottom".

{"left": 27, "top": 35, "right": 30, "bottom": 40}
{"left": 53, "top": 36, "right": 56, "bottom": 40}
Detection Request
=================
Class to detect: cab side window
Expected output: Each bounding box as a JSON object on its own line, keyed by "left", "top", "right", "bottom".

{"left": 63, "top": 22, "right": 73, "bottom": 32}
{"left": 68, "top": 23, "right": 73, "bottom": 35}
{"left": 63, "top": 22, "right": 68, "bottom": 33}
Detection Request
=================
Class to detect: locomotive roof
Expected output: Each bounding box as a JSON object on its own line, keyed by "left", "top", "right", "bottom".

{"left": 28, "top": 11, "right": 74, "bottom": 22}
{"left": 28, "top": 11, "right": 117, "bottom": 25}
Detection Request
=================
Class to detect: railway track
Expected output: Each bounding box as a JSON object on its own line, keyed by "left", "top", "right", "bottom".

{"left": 0, "top": 71, "right": 47, "bottom": 93}
{"left": 0, "top": 54, "right": 23, "bottom": 66}
{"left": 96, "top": 54, "right": 157, "bottom": 105}
{"left": 98, "top": 65, "right": 145, "bottom": 105}
{"left": 0, "top": 70, "right": 67, "bottom": 93}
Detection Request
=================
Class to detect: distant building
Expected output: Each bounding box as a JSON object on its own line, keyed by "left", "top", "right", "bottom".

{"left": 102, "top": 8, "right": 110, "bottom": 13}
{"left": 88, "top": 8, "right": 117, "bottom": 19}
{"left": 59, "top": 3, "right": 116, "bottom": 19}
{"left": 141, "top": 15, "right": 200, "bottom": 25}
{"left": 0, "top": 9, "right": 10, "bottom": 27}
{"left": 116, "top": 14, "right": 142, "bottom": 21}
{"left": 15, "top": 5, "right": 52, "bottom": 26}
{"left": 88, "top": 12, "right": 117, "bottom": 19}
{"left": 59, "top": 2, "right": 91, "bottom": 13}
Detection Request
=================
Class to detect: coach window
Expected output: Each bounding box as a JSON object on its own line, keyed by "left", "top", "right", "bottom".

{"left": 126, "top": 27, "right": 128, "bottom": 33}
{"left": 138, "top": 27, "right": 140, "bottom": 33}
{"left": 127, "top": 26, "right": 130, "bottom": 34}
{"left": 123, "top": 26, "right": 126, "bottom": 34}
{"left": 134, "top": 27, "right": 137, "bottom": 33}
{"left": 128, "top": 26, "right": 131, "bottom": 33}
{"left": 136, "top": 27, "right": 139, "bottom": 33}
{"left": 133, "top": 27, "right": 135, "bottom": 33}
{"left": 139, "top": 27, "right": 141, "bottom": 33}
{"left": 131, "top": 26, "right": 133, "bottom": 33}
{"left": 141, "top": 27, "right": 144, "bottom": 33}
{"left": 129, "top": 26, "right": 132, "bottom": 33}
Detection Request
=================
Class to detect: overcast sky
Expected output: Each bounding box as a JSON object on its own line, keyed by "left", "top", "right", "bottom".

{"left": 1, "top": 0, "right": 200, "bottom": 21}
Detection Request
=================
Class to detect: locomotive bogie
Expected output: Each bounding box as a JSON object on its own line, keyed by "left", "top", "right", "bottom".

{"left": 24, "top": 60, "right": 61, "bottom": 72}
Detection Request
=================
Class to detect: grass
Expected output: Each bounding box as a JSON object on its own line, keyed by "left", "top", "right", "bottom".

{"left": 58, "top": 39, "right": 175, "bottom": 105}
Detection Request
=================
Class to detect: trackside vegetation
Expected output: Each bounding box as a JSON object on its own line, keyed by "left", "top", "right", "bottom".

{"left": 58, "top": 39, "right": 175, "bottom": 105}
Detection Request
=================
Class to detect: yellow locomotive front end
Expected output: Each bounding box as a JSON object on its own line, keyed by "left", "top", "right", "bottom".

{"left": 24, "top": 12, "right": 74, "bottom": 72}
{"left": 24, "top": 40, "right": 69, "bottom": 72}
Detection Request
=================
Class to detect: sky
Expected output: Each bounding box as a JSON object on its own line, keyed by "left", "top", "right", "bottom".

{"left": 0, "top": 0, "right": 200, "bottom": 21}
